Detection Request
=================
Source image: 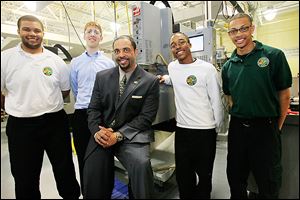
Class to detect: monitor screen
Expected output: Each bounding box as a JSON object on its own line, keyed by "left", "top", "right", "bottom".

{"left": 189, "top": 35, "right": 204, "bottom": 52}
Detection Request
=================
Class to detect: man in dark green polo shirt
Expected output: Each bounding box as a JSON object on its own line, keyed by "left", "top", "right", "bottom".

{"left": 222, "top": 13, "right": 292, "bottom": 199}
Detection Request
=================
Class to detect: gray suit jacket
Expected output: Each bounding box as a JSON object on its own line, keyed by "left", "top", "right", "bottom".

{"left": 85, "top": 65, "right": 159, "bottom": 158}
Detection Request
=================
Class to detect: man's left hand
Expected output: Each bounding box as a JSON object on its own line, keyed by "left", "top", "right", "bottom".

{"left": 99, "top": 126, "right": 117, "bottom": 148}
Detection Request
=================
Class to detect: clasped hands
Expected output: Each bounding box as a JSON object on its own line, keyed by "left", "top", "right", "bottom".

{"left": 94, "top": 126, "right": 117, "bottom": 148}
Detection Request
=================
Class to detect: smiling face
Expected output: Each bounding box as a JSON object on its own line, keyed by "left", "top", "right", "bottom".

{"left": 228, "top": 16, "right": 255, "bottom": 54}
{"left": 113, "top": 38, "right": 137, "bottom": 73}
{"left": 84, "top": 25, "right": 103, "bottom": 49}
{"left": 18, "top": 20, "right": 44, "bottom": 51}
{"left": 170, "top": 33, "right": 193, "bottom": 64}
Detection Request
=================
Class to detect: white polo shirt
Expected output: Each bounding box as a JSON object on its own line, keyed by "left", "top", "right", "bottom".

{"left": 1, "top": 43, "right": 70, "bottom": 117}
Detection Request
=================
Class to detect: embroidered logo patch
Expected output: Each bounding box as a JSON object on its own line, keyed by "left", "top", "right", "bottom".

{"left": 257, "top": 57, "right": 269, "bottom": 68}
{"left": 43, "top": 67, "right": 53, "bottom": 76}
{"left": 186, "top": 75, "right": 197, "bottom": 86}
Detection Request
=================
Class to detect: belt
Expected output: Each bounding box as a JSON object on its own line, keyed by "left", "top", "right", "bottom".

{"left": 232, "top": 116, "right": 278, "bottom": 127}
{"left": 75, "top": 109, "right": 88, "bottom": 112}
{"left": 9, "top": 110, "right": 64, "bottom": 121}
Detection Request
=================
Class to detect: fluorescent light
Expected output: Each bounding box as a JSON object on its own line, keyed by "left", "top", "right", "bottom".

{"left": 24, "top": 1, "right": 37, "bottom": 12}
{"left": 263, "top": 8, "right": 277, "bottom": 21}
{"left": 110, "top": 22, "right": 121, "bottom": 32}
{"left": 154, "top": 2, "right": 165, "bottom": 9}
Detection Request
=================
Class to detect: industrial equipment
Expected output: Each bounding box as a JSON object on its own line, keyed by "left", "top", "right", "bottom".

{"left": 185, "top": 27, "right": 217, "bottom": 67}
{"left": 131, "top": 1, "right": 176, "bottom": 126}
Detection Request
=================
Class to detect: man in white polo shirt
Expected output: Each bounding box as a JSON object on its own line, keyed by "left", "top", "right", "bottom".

{"left": 1, "top": 15, "right": 80, "bottom": 199}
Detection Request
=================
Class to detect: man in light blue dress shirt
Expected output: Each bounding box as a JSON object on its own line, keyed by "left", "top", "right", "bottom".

{"left": 70, "top": 21, "right": 115, "bottom": 194}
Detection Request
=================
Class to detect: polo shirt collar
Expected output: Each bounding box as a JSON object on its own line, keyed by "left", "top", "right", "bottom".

{"left": 229, "top": 40, "right": 263, "bottom": 62}
{"left": 17, "top": 43, "right": 50, "bottom": 57}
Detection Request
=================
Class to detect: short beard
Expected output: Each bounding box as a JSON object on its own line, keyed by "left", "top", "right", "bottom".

{"left": 21, "top": 38, "right": 42, "bottom": 49}
{"left": 117, "top": 58, "right": 131, "bottom": 72}
{"left": 118, "top": 63, "right": 130, "bottom": 72}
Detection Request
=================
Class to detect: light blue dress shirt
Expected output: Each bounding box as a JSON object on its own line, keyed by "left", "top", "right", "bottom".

{"left": 70, "top": 51, "right": 115, "bottom": 109}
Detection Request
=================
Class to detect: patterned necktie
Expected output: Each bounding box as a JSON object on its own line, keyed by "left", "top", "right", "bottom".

{"left": 119, "top": 75, "right": 127, "bottom": 96}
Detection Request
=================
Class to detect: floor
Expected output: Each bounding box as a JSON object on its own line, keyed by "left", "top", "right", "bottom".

{"left": 1, "top": 119, "right": 231, "bottom": 199}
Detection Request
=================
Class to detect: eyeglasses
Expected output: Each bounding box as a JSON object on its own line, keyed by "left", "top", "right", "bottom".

{"left": 85, "top": 29, "right": 101, "bottom": 36}
{"left": 170, "top": 40, "right": 188, "bottom": 49}
{"left": 227, "top": 26, "right": 251, "bottom": 36}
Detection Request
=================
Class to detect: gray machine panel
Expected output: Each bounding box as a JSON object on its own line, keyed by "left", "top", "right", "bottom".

{"left": 185, "top": 27, "right": 216, "bottom": 66}
{"left": 132, "top": 2, "right": 161, "bottom": 64}
{"left": 132, "top": 2, "right": 175, "bottom": 125}
{"left": 132, "top": 2, "right": 172, "bottom": 65}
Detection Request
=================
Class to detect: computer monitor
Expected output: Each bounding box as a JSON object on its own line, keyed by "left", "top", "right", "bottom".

{"left": 185, "top": 27, "right": 216, "bottom": 65}
{"left": 189, "top": 34, "right": 204, "bottom": 52}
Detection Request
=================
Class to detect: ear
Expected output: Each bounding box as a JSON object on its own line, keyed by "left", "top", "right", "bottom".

{"left": 17, "top": 29, "right": 20, "bottom": 35}
{"left": 134, "top": 48, "right": 138, "bottom": 57}
{"left": 250, "top": 25, "right": 255, "bottom": 34}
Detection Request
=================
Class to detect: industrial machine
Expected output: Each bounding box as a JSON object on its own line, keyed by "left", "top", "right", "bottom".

{"left": 132, "top": 2, "right": 176, "bottom": 126}
{"left": 185, "top": 27, "right": 217, "bottom": 67}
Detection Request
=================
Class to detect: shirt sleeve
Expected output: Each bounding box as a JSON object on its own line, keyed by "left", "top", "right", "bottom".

{"left": 272, "top": 50, "right": 292, "bottom": 91}
{"left": 207, "top": 67, "right": 224, "bottom": 132}
{"left": 69, "top": 60, "right": 78, "bottom": 98}
{"left": 221, "top": 63, "right": 230, "bottom": 95}
{"left": 162, "top": 74, "right": 172, "bottom": 85}
{"left": 1, "top": 52, "right": 6, "bottom": 92}
{"left": 58, "top": 59, "right": 70, "bottom": 91}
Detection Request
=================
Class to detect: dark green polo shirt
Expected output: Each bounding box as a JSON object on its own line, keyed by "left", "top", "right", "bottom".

{"left": 222, "top": 40, "right": 292, "bottom": 118}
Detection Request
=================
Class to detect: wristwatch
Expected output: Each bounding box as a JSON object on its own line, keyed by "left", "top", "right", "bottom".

{"left": 115, "top": 131, "right": 124, "bottom": 142}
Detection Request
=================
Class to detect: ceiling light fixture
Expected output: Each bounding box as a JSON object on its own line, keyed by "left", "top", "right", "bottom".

{"left": 263, "top": 7, "right": 277, "bottom": 21}
{"left": 154, "top": 2, "right": 165, "bottom": 9}
{"left": 110, "top": 22, "right": 121, "bottom": 32}
{"left": 24, "top": 1, "right": 37, "bottom": 12}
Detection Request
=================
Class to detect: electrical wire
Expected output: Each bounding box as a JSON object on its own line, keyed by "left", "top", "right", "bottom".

{"left": 125, "top": 1, "right": 132, "bottom": 36}
{"left": 213, "top": 1, "right": 224, "bottom": 27}
{"left": 60, "top": 1, "right": 86, "bottom": 51}
{"left": 156, "top": 54, "right": 168, "bottom": 66}
{"left": 113, "top": 1, "right": 118, "bottom": 39}
{"left": 222, "top": 1, "right": 231, "bottom": 20}
{"left": 92, "top": 1, "right": 96, "bottom": 21}
{"left": 65, "top": 7, "right": 70, "bottom": 51}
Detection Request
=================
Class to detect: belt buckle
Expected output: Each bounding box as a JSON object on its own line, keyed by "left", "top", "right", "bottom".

{"left": 242, "top": 121, "right": 250, "bottom": 127}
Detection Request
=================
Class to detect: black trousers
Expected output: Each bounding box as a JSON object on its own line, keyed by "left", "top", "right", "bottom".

{"left": 227, "top": 116, "right": 282, "bottom": 199}
{"left": 71, "top": 109, "right": 92, "bottom": 193}
{"left": 6, "top": 110, "right": 80, "bottom": 199}
{"left": 175, "top": 126, "right": 217, "bottom": 199}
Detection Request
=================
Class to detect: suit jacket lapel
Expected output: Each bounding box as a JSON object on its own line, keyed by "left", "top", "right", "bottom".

{"left": 112, "top": 68, "right": 120, "bottom": 109}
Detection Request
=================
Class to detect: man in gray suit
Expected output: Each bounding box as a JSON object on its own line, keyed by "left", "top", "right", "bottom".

{"left": 83, "top": 35, "right": 160, "bottom": 199}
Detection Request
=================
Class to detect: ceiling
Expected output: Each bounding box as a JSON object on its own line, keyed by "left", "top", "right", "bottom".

{"left": 1, "top": 1, "right": 299, "bottom": 58}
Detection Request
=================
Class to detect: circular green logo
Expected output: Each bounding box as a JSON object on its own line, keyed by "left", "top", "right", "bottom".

{"left": 257, "top": 57, "right": 269, "bottom": 68}
{"left": 43, "top": 67, "right": 53, "bottom": 76}
{"left": 186, "top": 75, "right": 197, "bottom": 86}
